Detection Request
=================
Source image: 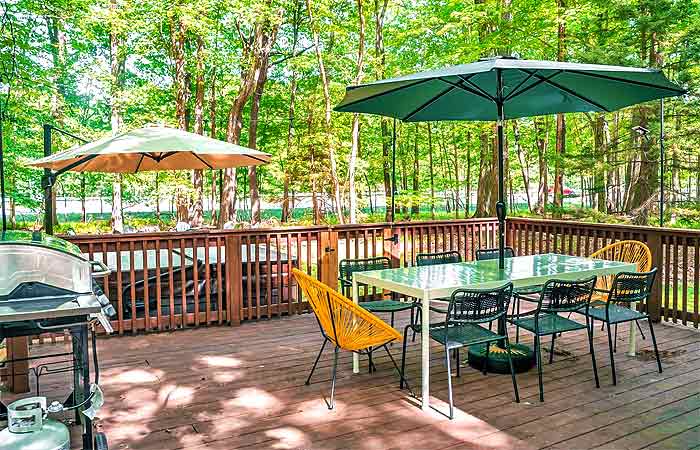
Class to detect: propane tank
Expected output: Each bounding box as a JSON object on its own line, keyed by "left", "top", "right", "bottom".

{"left": 0, "top": 397, "right": 70, "bottom": 450}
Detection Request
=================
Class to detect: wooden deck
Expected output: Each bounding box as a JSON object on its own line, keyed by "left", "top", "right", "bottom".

{"left": 20, "top": 313, "right": 700, "bottom": 450}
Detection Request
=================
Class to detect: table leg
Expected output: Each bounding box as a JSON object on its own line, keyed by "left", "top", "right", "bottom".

{"left": 352, "top": 278, "right": 360, "bottom": 374}
{"left": 421, "top": 292, "right": 430, "bottom": 411}
{"left": 627, "top": 301, "right": 637, "bottom": 356}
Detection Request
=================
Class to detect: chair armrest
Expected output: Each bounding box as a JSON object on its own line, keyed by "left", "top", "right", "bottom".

{"left": 508, "top": 309, "right": 538, "bottom": 320}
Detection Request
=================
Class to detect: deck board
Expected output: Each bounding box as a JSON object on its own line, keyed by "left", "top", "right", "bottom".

{"left": 14, "top": 313, "right": 700, "bottom": 450}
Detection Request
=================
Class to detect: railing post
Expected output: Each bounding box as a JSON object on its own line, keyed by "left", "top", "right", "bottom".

{"left": 647, "top": 230, "right": 663, "bottom": 322}
{"left": 225, "top": 234, "right": 242, "bottom": 326}
{"left": 5, "top": 337, "right": 30, "bottom": 393}
{"left": 383, "top": 225, "right": 401, "bottom": 268}
{"left": 319, "top": 229, "right": 339, "bottom": 290}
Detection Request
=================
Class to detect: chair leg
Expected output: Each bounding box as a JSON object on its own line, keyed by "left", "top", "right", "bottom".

{"left": 412, "top": 307, "right": 420, "bottom": 342}
{"left": 549, "top": 333, "right": 556, "bottom": 364}
{"left": 400, "top": 324, "right": 411, "bottom": 389}
{"left": 647, "top": 319, "right": 662, "bottom": 374}
{"left": 504, "top": 336, "right": 520, "bottom": 403}
{"left": 606, "top": 320, "right": 617, "bottom": 386}
{"left": 587, "top": 317, "right": 600, "bottom": 388}
{"left": 515, "top": 298, "right": 521, "bottom": 343}
{"left": 636, "top": 320, "right": 646, "bottom": 340}
{"left": 390, "top": 312, "right": 395, "bottom": 328}
{"left": 482, "top": 342, "right": 490, "bottom": 375}
{"left": 613, "top": 324, "right": 618, "bottom": 353}
{"left": 306, "top": 338, "right": 328, "bottom": 385}
{"left": 535, "top": 335, "right": 544, "bottom": 402}
{"left": 445, "top": 346, "right": 454, "bottom": 419}
{"left": 326, "top": 346, "right": 339, "bottom": 410}
{"left": 368, "top": 348, "right": 375, "bottom": 373}
{"left": 455, "top": 348, "right": 461, "bottom": 377}
{"left": 383, "top": 344, "right": 410, "bottom": 392}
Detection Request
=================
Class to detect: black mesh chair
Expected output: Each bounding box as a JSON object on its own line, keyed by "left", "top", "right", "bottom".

{"left": 475, "top": 247, "right": 540, "bottom": 341}
{"left": 416, "top": 250, "right": 462, "bottom": 266}
{"left": 338, "top": 257, "right": 416, "bottom": 330}
{"left": 400, "top": 282, "right": 519, "bottom": 419}
{"left": 474, "top": 247, "right": 515, "bottom": 261}
{"left": 508, "top": 276, "right": 599, "bottom": 402}
{"left": 581, "top": 269, "right": 660, "bottom": 385}
{"left": 414, "top": 251, "right": 463, "bottom": 327}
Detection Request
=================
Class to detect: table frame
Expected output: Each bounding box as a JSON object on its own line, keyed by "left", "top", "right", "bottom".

{"left": 351, "top": 253, "right": 636, "bottom": 411}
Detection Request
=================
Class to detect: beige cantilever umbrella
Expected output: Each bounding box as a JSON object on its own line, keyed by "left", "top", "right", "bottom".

{"left": 29, "top": 125, "right": 271, "bottom": 173}
{"left": 29, "top": 124, "right": 271, "bottom": 234}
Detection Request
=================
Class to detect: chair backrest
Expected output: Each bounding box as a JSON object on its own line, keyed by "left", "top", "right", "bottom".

{"left": 475, "top": 247, "right": 515, "bottom": 261}
{"left": 608, "top": 269, "right": 657, "bottom": 305}
{"left": 537, "top": 276, "right": 597, "bottom": 313}
{"left": 448, "top": 282, "right": 513, "bottom": 326}
{"left": 338, "top": 257, "right": 391, "bottom": 298}
{"left": 416, "top": 250, "right": 461, "bottom": 267}
{"left": 590, "top": 240, "right": 652, "bottom": 292}
{"left": 292, "top": 268, "right": 401, "bottom": 351}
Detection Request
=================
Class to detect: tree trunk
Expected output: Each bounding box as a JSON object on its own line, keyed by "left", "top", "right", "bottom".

{"left": 80, "top": 175, "right": 86, "bottom": 222}
{"left": 592, "top": 113, "right": 607, "bottom": 213}
{"left": 427, "top": 123, "right": 435, "bottom": 218}
{"left": 190, "top": 36, "right": 206, "bottom": 227}
{"left": 452, "top": 132, "right": 460, "bottom": 219}
{"left": 373, "top": 0, "right": 391, "bottom": 221}
{"left": 552, "top": 0, "right": 567, "bottom": 215}
{"left": 348, "top": 0, "right": 366, "bottom": 224}
{"left": 47, "top": 14, "right": 68, "bottom": 227}
{"left": 247, "top": 69, "right": 268, "bottom": 225}
{"left": 465, "top": 136, "right": 471, "bottom": 217}
{"left": 474, "top": 125, "right": 496, "bottom": 217}
{"left": 282, "top": 74, "right": 297, "bottom": 223}
{"left": 513, "top": 122, "right": 532, "bottom": 212}
{"left": 220, "top": 13, "right": 279, "bottom": 227}
{"left": 411, "top": 124, "right": 420, "bottom": 216}
{"left": 534, "top": 117, "right": 549, "bottom": 215}
{"left": 307, "top": 0, "right": 343, "bottom": 224}
{"left": 170, "top": 14, "right": 190, "bottom": 224}
{"left": 108, "top": 0, "right": 124, "bottom": 233}
{"left": 209, "top": 67, "right": 219, "bottom": 225}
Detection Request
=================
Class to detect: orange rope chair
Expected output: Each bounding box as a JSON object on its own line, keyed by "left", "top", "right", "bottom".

{"left": 293, "top": 268, "right": 408, "bottom": 409}
{"left": 589, "top": 240, "right": 652, "bottom": 297}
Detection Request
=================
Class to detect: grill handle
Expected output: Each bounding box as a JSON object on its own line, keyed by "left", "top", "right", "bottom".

{"left": 90, "top": 260, "right": 112, "bottom": 277}
{"left": 36, "top": 319, "right": 91, "bottom": 330}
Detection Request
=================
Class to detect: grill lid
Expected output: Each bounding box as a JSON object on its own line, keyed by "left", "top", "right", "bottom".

{"left": 0, "top": 230, "right": 84, "bottom": 259}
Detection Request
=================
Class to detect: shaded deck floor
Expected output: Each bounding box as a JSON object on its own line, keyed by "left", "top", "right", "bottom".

{"left": 23, "top": 313, "right": 700, "bottom": 450}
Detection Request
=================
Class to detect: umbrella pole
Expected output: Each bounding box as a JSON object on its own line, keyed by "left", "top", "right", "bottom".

{"left": 496, "top": 69, "right": 506, "bottom": 270}
{"left": 0, "top": 115, "right": 6, "bottom": 233}
{"left": 659, "top": 98, "right": 665, "bottom": 227}
{"left": 391, "top": 118, "right": 397, "bottom": 223}
{"left": 42, "top": 124, "right": 54, "bottom": 235}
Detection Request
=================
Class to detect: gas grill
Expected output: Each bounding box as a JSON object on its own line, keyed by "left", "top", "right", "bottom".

{"left": 0, "top": 230, "right": 114, "bottom": 450}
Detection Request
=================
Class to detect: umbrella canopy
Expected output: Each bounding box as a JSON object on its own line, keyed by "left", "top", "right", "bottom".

{"left": 29, "top": 125, "right": 271, "bottom": 173}
{"left": 334, "top": 57, "right": 685, "bottom": 268}
{"left": 335, "top": 57, "right": 685, "bottom": 121}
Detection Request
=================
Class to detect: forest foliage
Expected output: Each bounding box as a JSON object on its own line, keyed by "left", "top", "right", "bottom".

{"left": 1, "top": 0, "right": 700, "bottom": 232}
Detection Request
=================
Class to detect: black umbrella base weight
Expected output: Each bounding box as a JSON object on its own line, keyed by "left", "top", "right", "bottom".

{"left": 467, "top": 342, "right": 535, "bottom": 374}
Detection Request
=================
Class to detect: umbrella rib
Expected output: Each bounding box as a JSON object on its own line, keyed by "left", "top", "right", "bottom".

{"left": 504, "top": 70, "right": 563, "bottom": 101}
{"left": 191, "top": 153, "right": 214, "bottom": 170}
{"left": 335, "top": 78, "right": 434, "bottom": 112}
{"left": 133, "top": 153, "right": 146, "bottom": 173}
{"left": 402, "top": 85, "right": 455, "bottom": 121}
{"left": 54, "top": 154, "right": 100, "bottom": 176}
{"left": 458, "top": 75, "right": 496, "bottom": 102}
{"left": 519, "top": 69, "right": 612, "bottom": 112}
{"left": 437, "top": 77, "right": 494, "bottom": 103}
{"left": 567, "top": 70, "right": 686, "bottom": 94}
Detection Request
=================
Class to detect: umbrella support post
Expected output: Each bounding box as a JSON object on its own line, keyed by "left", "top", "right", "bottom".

{"left": 496, "top": 68, "right": 506, "bottom": 270}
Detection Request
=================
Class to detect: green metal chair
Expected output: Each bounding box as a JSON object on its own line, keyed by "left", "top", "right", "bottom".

{"left": 415, "top": 250, "right": 462, "bottom": 315}
{"left": 338, "top": 256, "right": 417, "bottom": 330}
{"left": 400, "top": 282, "right": 519, "bottom": 419}
{"left": 507, "top": 276, "right": 599, "bottom": 402}
{"left": 475, "top": 247, "right": 541, "bottom": 341}
{"left": 581, "top": 269, "right": 661, "bottom": 386}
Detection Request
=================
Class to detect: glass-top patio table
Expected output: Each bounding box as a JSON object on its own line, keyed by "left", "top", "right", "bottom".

{"left": 351, "top": 253, "right": 636, "bottom": 411}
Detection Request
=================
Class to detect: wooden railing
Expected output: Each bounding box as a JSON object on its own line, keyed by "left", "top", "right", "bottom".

{"left": 508, "top": 218, "right": 700, "bottom": 328}
{"left": 60, "top": 217, "right": 699, "bottom": 334}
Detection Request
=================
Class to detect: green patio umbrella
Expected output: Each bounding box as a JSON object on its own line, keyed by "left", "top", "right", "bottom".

{"left": 335, "top": 56, "right": 685, "bottom": 268}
